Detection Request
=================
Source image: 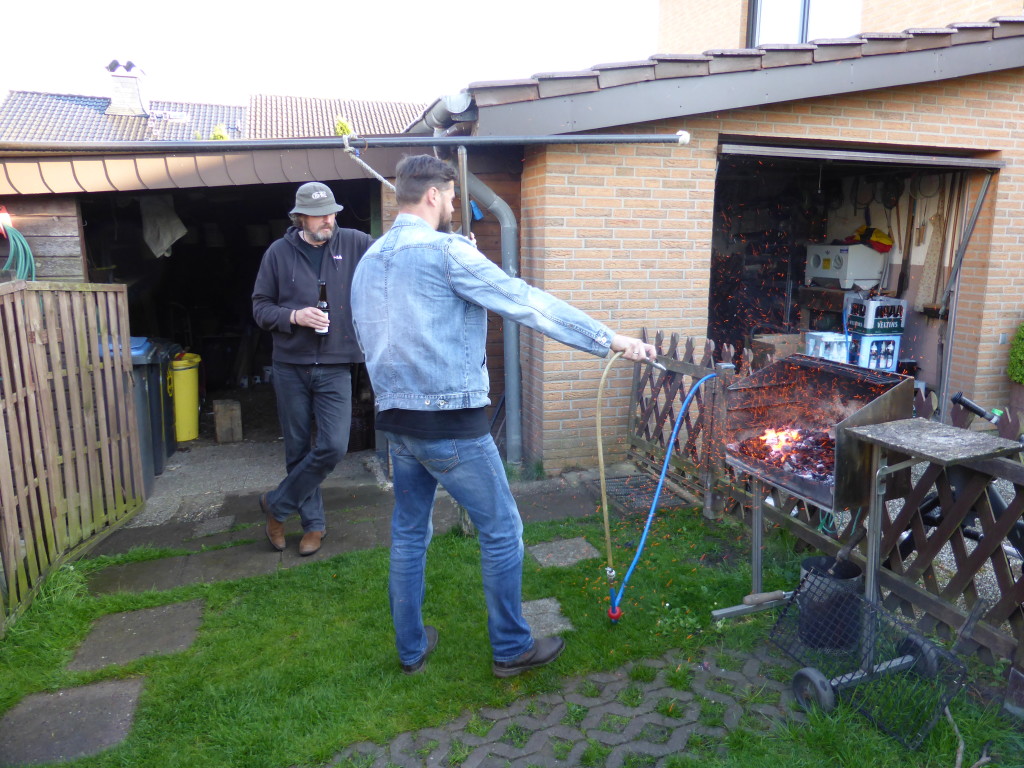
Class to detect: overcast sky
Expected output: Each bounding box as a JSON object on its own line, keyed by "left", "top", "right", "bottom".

{"left": 1, "top": 0, "right": 662, "bottom": 106}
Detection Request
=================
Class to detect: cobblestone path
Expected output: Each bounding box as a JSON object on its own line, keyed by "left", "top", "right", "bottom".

{"left": 333, "top": 645, "right": 805, "bottom": 768}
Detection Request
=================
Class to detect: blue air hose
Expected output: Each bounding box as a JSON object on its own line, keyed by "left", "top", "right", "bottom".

{"left": 597, "top": 360, "right": 718, "bottom": 623}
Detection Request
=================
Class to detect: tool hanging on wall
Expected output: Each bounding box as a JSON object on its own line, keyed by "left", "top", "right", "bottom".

{"left": 895, "top": 180, "right": 917, "bottom": 299}
{"left": 914, "top": 175, "right": 948, "bottom": 313}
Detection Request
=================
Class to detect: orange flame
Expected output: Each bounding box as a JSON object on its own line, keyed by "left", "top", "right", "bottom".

{"left": 759, "top": 428, "right": 802, "bottom": 454}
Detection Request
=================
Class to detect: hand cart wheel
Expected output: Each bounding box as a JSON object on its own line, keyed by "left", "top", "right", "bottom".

{"left": 792, "top": 667, "right": 836, "bottom": 712}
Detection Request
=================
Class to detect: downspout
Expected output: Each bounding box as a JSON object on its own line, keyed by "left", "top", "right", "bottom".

{"left": 430, "top": 95, "right": 525, "bottom": 465}
{"left": 465, "top": 171, "right": 523, "bottom": 465}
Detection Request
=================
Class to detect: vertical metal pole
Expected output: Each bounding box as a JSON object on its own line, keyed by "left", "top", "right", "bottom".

{"left": 751, "top": 477, "right": 764, "bottom": 595}
{"left": 457, "top": 146, "right": 471, "bottom": 237}
{"left": 865, "top": 444, "right": 884, "bottom": 605}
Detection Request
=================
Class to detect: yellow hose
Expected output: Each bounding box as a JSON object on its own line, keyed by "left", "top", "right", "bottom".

{"left": 596, "top": 351, "right": 624, "bottom": 571}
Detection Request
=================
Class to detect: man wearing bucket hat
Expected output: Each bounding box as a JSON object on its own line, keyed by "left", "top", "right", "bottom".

{"left": 252, "top": 182, "right": 374, "bottom": 556}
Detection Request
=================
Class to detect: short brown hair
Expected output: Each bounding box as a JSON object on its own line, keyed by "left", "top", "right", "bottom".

{"left": 395, "top": 154, "right": 458, "bottom": 205}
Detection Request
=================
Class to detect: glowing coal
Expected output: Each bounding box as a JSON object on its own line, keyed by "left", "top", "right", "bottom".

{"left": 728, "top": 426, "right": 836, "bottom": 485}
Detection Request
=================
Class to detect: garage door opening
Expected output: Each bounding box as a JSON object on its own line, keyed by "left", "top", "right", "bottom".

{"left": 709, "top": 142, "right": 999, "bottom": 413}
{"left": 79, "top": 178, "right": 379, "bottom": 449}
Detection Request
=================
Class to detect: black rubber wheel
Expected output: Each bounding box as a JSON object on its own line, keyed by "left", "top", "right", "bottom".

{"left": 896, "top": 633, "right": 940, "bottom": 677}
{"left": 792, "top": 667, "right": 836, "bottom": 712}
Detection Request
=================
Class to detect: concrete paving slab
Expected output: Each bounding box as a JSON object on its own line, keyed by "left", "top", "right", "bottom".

{"left": 523, "top": 597, "right": 574, "bottom": 636}
{"left": 68, "top": 600, "right": 204, "bottom": 671}
{"left": 528, "top": 536, "right": 601, "bottom": 567}
{"left": 86, "top": 554, "right": 189, "bottom": 594}
{"left": 0, "top": 678, "right": 144, "bottom": 766}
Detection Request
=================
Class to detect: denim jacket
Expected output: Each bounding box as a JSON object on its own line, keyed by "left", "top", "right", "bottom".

{"left": 351, "top": 214, "right": 613, "bottom": 412}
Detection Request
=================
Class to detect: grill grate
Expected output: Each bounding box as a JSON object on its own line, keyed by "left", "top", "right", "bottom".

{"left": 600, "top": 474, "right": 691, "bottom": 514}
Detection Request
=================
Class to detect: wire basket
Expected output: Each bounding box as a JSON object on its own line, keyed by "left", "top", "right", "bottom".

{"left": 769, "top": 567, "right": 967, "bottom": 749}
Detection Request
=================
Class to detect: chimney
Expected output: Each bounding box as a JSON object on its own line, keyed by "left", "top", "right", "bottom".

{"left": 105, "top": 60, "right": 148, "bottom": 116}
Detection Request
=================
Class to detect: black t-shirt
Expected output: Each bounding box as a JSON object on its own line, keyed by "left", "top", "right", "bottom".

{"left": 376, "top": 407, "right": 489, "bottom": 439}
{"left": 295, "top": 236, "right": 325, "bottom": 276}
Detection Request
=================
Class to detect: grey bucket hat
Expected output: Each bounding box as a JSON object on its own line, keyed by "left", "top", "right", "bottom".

{"left": 290, "top": 182, "right": 344, "bottom": 216}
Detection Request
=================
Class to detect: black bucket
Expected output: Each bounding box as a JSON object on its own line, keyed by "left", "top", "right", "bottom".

{"left": 797, "top": 556, "right": 864, "bottom": 650}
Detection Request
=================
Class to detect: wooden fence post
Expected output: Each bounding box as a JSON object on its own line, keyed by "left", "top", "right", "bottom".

{"left": 703, "top": 361, "right": 735, "bottom": 519}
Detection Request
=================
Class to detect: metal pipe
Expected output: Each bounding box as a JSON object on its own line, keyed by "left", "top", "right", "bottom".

{"left": 465, "top": 171, "right": 523, "bottom": 465}
{"left": 457, "top": 146, "right": 472, "bottom": 237}
{"left": 0, "top": 132, "right": 691, "bottom": 156}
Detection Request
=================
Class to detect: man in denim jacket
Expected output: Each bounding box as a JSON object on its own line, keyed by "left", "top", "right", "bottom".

{"left": 351, "top": 155, "right": 657, "bottom": 677}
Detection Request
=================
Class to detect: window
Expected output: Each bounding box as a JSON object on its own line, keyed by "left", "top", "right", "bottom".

{"left": 748, "top": 0, "right": 862, "bottom": 46}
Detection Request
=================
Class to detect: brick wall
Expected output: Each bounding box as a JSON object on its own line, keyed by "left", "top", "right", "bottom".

{"left": 377, "top": 171, "right": 521, "bottom": 427}
{"left": 860, "top": 0, "right": 1021, "bottom": 34}
{"left": 519, "top": 69, "right": 1023, "bottom": 470}
{"left": 658, "top": 0, "right": 748, "bottom": 53}
{"left": 657, "top": 0, "right": 1023, "bottom": 56}
{"left": 520, "top": 137, "right": 715, "bottom": 470}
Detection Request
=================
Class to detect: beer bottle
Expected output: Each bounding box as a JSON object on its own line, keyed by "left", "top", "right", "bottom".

{"left": 315, "top": 280, "right": 329, "bottom": 335}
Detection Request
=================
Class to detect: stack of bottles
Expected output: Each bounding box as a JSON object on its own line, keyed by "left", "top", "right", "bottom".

{"left": 843, "top": 295, "right": 907, "bottom": 372}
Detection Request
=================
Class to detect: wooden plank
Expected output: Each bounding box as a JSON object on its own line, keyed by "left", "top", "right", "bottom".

{"left": 34, "top": 258, "right": 86, "bottom": 280}
{"left": 84, "top": 295, "right": 115, "bottom": 525}
{"left": 0, "top": 294, "right": 29, "bottom": 614}
{"left": 214, "top": 400, "right": 243, "bottom": 443}
{"left": 8, "top": 196, "right": 78, "bottom": 218}
{"left": 21, "top": 237, "right": 83, "bottom": 258}
{"left": 40, "top": 289, "right": 74, "bottom": 551}
{"left": 74, "top": 291, "right": 103, "bottom": 537}
{"left": 114, "top": 287, "right": 145, "bottom": 508}
{"left": 23, "top": 287, "right": 63, "bottom": 558}
{"left": 0, "top": 295, "right": 42, "bottom": 589}
{"left": 59, "top": 291, "right": 89, "bottom": 544}
{"left": 9, "top": 217, "right": 80, "bottom": 237}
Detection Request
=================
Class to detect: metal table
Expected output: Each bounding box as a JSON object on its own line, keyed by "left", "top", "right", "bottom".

{"left": 712, "top": 418, "right": 1021, "bottom": 622}
{"left": 846, "top": 418, "right": 1022, "bottom": 604}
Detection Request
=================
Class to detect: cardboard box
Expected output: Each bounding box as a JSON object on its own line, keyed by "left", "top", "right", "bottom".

{"left": 752, "top": 333, "right": 803, "bottom": 368}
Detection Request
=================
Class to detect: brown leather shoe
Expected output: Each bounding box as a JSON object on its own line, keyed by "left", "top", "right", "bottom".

{"left": 298, "top": 530, "right": 326, "bottom": 556}
{"left": 261, "top": 493, "right": 285, "bottom": 552}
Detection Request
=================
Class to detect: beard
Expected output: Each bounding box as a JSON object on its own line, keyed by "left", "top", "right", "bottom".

{"left": 304, "top": 219, "right": 335, "bottom": 243}
{"left": 436, "top": 211, "right": 453, "bottom": 233}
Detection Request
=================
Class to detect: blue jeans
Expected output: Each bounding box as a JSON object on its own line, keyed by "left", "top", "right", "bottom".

{"left": 267, "top": 362, "right": 352, "bottom": 532}
{"left": 383, "top": 432, "right": 534, "bottom": 665}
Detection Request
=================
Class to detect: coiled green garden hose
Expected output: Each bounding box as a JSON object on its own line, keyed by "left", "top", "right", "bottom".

{"left": 2, "top": 226, "right": 36, "bottom": 281}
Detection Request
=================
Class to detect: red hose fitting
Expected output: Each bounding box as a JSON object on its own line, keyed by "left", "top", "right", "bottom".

{"left": 608, "top": 606, "right": 623, "bottom": 622}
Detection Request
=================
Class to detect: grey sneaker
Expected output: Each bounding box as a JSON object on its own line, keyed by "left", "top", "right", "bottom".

{"left": 493, "top": 637, "right": 565, "bottom": 678}
{"left": 401, "top": 626, "right": 439, "bottom": 675}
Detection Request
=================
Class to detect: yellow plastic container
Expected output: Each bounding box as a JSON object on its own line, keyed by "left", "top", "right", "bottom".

{"left": 171, "top": 353, "right": 201, "bottom": 441}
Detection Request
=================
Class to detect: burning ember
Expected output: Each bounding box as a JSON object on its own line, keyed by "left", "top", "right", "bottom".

{"left": 728, "top": 426, "right": 836, "bottom": 484}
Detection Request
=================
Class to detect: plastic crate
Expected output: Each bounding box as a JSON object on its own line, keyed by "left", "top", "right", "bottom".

{"left": 804, "top": 331, "right": 849, "bottom": 363}
{"left": 848, "top": 332, "right": 900, "bottom": 372}
{"left": 844, "top": 295, "right": 907, "bottom": 334}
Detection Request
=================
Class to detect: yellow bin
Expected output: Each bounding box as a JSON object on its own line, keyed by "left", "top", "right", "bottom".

{"left": 171, "top": 353, "right": 201, "bottom": 441}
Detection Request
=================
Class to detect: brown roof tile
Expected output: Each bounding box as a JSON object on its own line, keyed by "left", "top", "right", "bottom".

{"left": 246, "top": 95, "right": 427, "bottom": 138}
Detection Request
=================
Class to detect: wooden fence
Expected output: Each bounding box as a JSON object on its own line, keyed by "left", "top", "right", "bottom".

{"left": 0, "top": 280, "right": 144, "bottom": 632}
{"left": 630, "top": 329, "right": 1024, "bottom": 667}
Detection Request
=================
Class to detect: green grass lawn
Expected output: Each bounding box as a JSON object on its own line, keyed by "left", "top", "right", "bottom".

{"left": 1, "top": 506, "right": 1020, "bottom": 767}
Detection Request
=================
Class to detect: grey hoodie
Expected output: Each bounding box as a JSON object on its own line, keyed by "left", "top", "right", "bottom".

{"left": 252, "top": 225, "right": 374, "bottom": 364}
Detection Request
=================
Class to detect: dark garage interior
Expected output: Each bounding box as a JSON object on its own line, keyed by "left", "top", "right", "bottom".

{"left": 79, "top": 178, "right": 380, "bottom": 449}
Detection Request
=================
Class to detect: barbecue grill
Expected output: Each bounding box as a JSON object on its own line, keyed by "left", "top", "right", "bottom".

{"left": 725, "top": 354, "right": 915, "bottom": 512}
